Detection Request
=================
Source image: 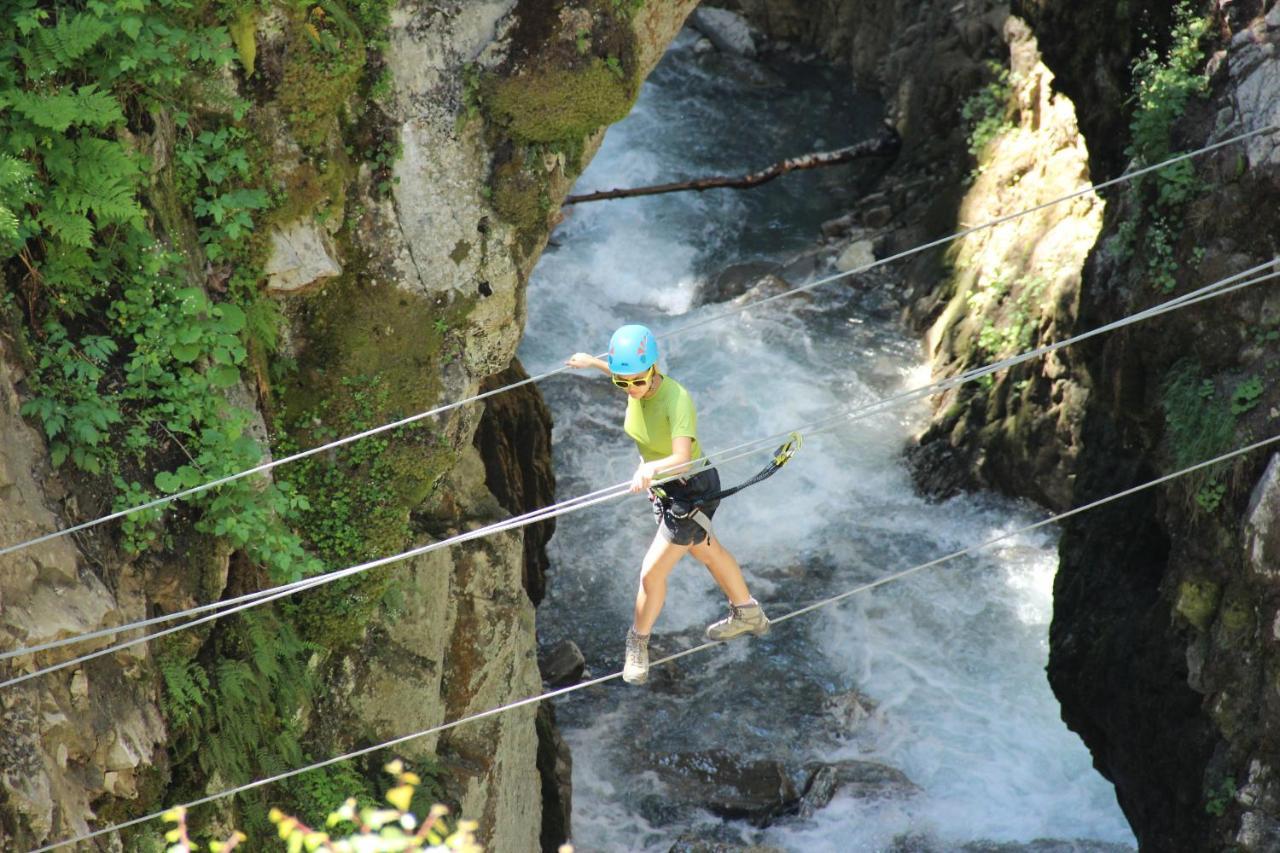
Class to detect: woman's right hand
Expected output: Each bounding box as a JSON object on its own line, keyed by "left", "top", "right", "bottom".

{"left": 565, "top": 352, "right": 596, "bottom": 370}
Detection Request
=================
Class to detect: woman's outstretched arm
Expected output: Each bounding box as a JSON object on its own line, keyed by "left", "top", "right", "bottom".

{"left": 565, "top": 352, "right": 611, "bottom": 375}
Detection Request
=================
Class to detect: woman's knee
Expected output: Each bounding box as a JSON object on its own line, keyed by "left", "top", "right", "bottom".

{"left": 690, "top": 536, "right": 724, "bottom": 563}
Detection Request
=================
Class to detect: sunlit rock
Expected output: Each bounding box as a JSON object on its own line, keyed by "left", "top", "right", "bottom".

{"left": 264, "top": 219, "right": 342, "bottom": 292}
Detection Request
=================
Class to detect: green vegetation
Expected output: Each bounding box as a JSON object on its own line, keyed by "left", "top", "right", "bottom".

{"left": 0, "top": 0, "right": 323, "bottom": 585}
{"left": 159, "top": 611, "right": 316, "bottom": 834}
{"left": 280, "top": 1, "right": 366, "bottom": 151}
{"left": 473, "top": 1, "right": 644, "bottom": 251}
{"left": 484, "top": 58, "right": 635, "bottom": 148}
{"left": 1175, "top": 579, "right": 1221, "bottom": 632}
{"left": 1205, "top": 775, "right": 1238, "bottom": 817}
{"left": 1116, "top": 2, "right": 1210, "bottom": 292}
{"left": 0, "top": 0, "right": 443, "bottom": 840}
{"left": 967, "top": 270, "right": 1049, "bottom": 358}
{"left": 1161, "top": 360, "right": 1237, "bottom": 512}
{"left": 961, "top": 60, "right": 1014, "bottom": 160}
{"left": 1230, "top": 375, "right": 1263, "bottom": 415}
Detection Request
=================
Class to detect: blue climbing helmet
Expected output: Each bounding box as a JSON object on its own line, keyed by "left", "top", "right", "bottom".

{"left": 607, "top": 324, "right": 659, "bottom": 375}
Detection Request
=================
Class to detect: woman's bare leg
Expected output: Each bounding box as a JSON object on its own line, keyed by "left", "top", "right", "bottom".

{"left": 633, "top": 531, "right": 691, "bottom": 634}
{"left": 689, "top": 535, "right": 752, "bottom": 605}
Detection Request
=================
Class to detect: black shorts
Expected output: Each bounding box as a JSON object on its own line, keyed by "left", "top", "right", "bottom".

{"left": 650, "top": 465, "right": 721, "bottom": 546}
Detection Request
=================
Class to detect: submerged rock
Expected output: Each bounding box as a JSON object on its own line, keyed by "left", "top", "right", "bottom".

{"left": 693, "top": 260, "right": 781, "bottom": 305}
{"left": 649, "top": 749, "right": 799, "bottom": 826}
{"left": 891, "top": 836, "right": 1133, "bottom": 852}
{"left": 798, "top": 759, "right": 920, "bottom": 816}
{"left": 669, "top": 838, "right": 784, "bottom": 853}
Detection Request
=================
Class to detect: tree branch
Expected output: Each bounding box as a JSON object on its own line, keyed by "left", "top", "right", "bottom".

{"left": 562, "top": 126, "right": 900, "bottom": 205}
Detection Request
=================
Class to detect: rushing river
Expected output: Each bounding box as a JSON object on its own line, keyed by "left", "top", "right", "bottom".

{"left": 518, "top": 30, "right": 1135, "bottom": 852}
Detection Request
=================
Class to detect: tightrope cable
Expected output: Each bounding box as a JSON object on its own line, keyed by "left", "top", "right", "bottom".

{"left": 3, "top": 122, "right": 1275, "bottom": 560}
{"left": 5, "top": 258, "right": 1277, "bottom": 684}
{"left": 33, "top": 429, "right": 1280, "bottom": 853}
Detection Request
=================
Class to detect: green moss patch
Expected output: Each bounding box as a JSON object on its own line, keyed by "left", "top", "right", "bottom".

{"left": 1175, "top": 579, "right": 1221, "bottom": 632}
{"left": 279, "top": 267, "right": 472, "bottom": 646}
{"left": 483, "top": 57, "right": 634, "bottom": 147}
{"left": 279, "top": 2, "right": 367, "bottom": 151}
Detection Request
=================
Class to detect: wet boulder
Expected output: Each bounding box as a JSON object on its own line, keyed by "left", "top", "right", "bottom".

{"left": 953, "top": 840, "right": 1137, "bottom": 852}
{"left": 730, "top": 273, "right": 807, "bottom": 309}
{"left": 821, "top": 689, "right": 879, "bottom": 733}
{"left": 538, "top": 639, "right": 585, "bottom": 687}
{"left": 693, "top": 260, "right": 781, "bottom": 305}
{"left": 669, "top": 838, "right": 784, "bottom": 853}
{"left": 798, "top": 759, "right": 920, "bottom": 816}
{"left": 649, "top": 749, "right": 799, "bottom": 826}
{"left": 689, "top": 7, "right": 760, "bottom": 58}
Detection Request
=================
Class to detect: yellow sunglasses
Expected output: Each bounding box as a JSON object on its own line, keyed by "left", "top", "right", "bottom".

{"left": 611, "top": 365, "right": 656, "bottom": 389}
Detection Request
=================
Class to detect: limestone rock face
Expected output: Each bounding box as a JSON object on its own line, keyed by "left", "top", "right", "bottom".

{"left": 906, "top": 15, "right": 1103, "bottom": 510}
{"left": 1245, "top": 454, "right": 1280, "bottom": 581}
{"left": 1219, "top": 10, "right": 1280, "bottom": 169}
{"left": 333, "top": 513, "right": 541, "bottom": 852}
{"left": 731, "top": 0, "right": 1280, "bottom": 848}
{"left": 293, "top": 3, "right": 699, "bottom": 850}
{"left": 0, "top": 347, "right": 167, "bottom": 849}
{"left": 473, "top": 359, "right": 557, "bottom": 604}
{"left": 264, "top": 220, "right": 342, "bottom": 292}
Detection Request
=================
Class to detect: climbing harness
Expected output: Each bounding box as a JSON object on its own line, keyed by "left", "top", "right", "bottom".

{"left": 651, "top": 431, "right": 804, "bottom": 540}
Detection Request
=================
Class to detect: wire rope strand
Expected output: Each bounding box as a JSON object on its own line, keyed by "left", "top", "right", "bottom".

{"left": 3, "top": 123, "right": 1275, "bottom": 560}
{"left": 33, "top": 429, "right": 1280, "bottom": 853}
{"left": 0, "top": 436, "right": 785, "bottom": 687}
{"left": 5, "top": 259, "right": 1276, "bottom": 674}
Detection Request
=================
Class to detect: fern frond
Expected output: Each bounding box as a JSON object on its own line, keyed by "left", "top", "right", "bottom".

{"left": 6, "top": 89, "right": 83, "bottom": 133}
{"left": 23, "top": 12, "right": 112, "bottom": 79}
{"left": 39, "top": 207, "right": 93, "bottom": 247}
{"left": 214, "top": 658, "right": 255, "bottom": 706}
{"left": 44, "top": 138, "right": 142, "bottom": 230}
{"left": 0, "top": 155, "right": 32, "bottom": 244}
{"left": 160, "top": 658, "right": 210, "bottom": 731}
{"left": 73, "top": 84, "right": 126, "bottom": 129}
{"left": 0, "top": 153, "right": 34, "bottom": 189}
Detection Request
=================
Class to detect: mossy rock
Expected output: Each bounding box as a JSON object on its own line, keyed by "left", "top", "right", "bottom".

{"left": 1175, "top": 579, "right": 1221, "bottom": 632}
{"left": 482, "top": 57, "right": 635, "bottom": 147}
{"left": 1218, "top": 594, "right": 1256, "bottom": 638}
{"left": 492, "top": 154, "right": 550, "bottom": 250}
{"left": 280, "top": 266, "right": 470, "bottom": 647}
{"left": 268, "top": 152, "right": 354, "bottom": 230}
{"left": 279, "top": 2, "right": 366, "bottom": 151}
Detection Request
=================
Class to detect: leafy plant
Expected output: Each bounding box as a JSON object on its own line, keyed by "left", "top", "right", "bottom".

{"left": 176, "top": 124, "right": 271, "bottom": 262}
{"left": 961, "top": 60, "right": 1013, "bottom": 158}
{"left": 1119, "top": 2, "right": 1210, "bottom": 292}
{"left": 161, "top": 613, "right": 319, "bottom": 833}
{"left": 1205, "top": 775, "right": 1238, "bottom": 817}
{"left": 1162, "top": 361, "right": 1237, "bottom": 513}
{"left": 1231, "top": 375, "right": 1263, "bottom": 415}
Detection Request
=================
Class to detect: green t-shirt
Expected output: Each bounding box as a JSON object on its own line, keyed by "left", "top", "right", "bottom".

{"left": 624, "top": 375, "right": 703, "bottom": 463}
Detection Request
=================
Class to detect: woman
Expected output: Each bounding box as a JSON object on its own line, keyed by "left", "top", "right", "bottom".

{"left": 567, "top": 324, "right": 769, "bottom": 685}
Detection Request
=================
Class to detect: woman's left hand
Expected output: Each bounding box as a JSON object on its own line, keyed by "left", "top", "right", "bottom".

{"left": 630, "top": 461, "right": 658, "bottom": 493}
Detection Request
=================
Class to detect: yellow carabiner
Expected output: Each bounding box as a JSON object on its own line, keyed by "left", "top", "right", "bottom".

{"left": 773, "top": 431, "right": 803, "bottom": 466}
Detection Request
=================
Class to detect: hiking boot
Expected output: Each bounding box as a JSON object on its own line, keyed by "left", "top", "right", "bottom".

{"left": 623, "top": 629, "right": 650, "bottom": 685}
{"left": 705, "top": 600, "right": 770, "bottom": 641}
